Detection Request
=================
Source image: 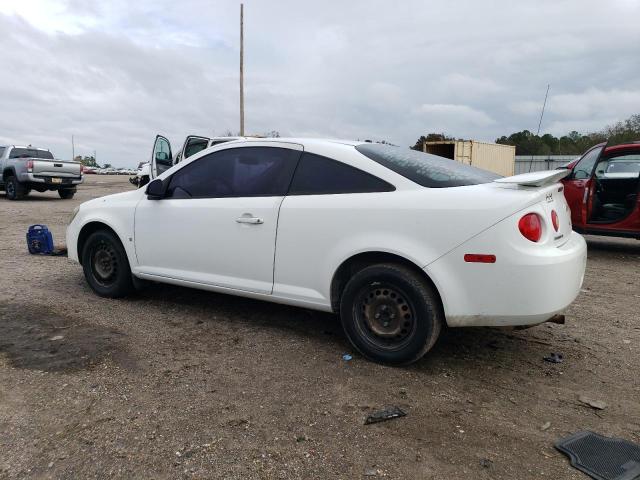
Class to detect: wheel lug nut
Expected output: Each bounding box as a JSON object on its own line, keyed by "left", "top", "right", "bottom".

{"left": 375, "top": 314, "right": 380, "bottom": 319}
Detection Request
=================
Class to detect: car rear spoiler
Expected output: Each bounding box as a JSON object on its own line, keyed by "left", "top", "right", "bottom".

{"left": 494, "top": 169, "right": 570, "bottom": 187}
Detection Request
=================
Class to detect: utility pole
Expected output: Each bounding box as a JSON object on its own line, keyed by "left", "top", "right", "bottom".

{"left": 71, "top": 135, "right": 75, "bottom": 161}
{"left": 239, "top": 3, "right": 245, "bottom": 136}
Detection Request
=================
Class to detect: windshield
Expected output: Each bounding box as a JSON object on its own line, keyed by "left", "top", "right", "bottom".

{"left": 9, "top": 148, "right": 54, "bottom": 159}
{"left": 355, "top": 143, "right": 501, "bottom": 187}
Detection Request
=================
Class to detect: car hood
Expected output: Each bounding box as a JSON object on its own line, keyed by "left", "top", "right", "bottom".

{"left": 80, "top": 188, "right": 144, "bottom": 209}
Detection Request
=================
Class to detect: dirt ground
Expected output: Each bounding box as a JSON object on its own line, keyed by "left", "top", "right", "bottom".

{"left": 0, "top": 175, "right": 639, "bottom": 479}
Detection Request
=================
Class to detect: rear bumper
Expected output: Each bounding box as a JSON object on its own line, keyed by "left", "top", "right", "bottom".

{"left": 18, "top": 172, "right": 83, "bottom": 185}
{"left": 426, "top": 231, "right": 587, "bottom": 327}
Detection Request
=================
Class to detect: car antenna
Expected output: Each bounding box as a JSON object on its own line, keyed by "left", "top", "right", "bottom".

{"left": 528, "top": 83, "right": 550, "bottom": 173}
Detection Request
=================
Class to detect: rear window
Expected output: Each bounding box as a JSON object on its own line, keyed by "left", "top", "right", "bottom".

{"left": 9, "top": 148, "right": 54, "bottom": 159}
{"left": 355, "top": 144, "right": 501, "bottom": 188}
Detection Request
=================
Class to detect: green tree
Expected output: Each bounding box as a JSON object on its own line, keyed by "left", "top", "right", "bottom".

{"left": 411, "top": 133, "right": 455, "bottom": 151}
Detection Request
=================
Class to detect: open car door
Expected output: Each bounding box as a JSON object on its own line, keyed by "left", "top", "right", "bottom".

{"left": 177, "top": 136, "right": 211, "bottom": 165}
{"left": 150, "top": 135, "right": 173, "bottom": 179}
{"left": 563, "top": 144, "right": 604, "bottom": 228}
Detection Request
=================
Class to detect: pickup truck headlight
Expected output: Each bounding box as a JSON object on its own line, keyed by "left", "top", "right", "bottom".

{"left": 70, "top": 206, "right": 80, "bottom": 223}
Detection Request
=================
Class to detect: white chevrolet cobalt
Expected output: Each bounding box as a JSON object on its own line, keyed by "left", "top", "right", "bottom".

{"left": 67, "top": 138, "right": 587, "bottom": 364}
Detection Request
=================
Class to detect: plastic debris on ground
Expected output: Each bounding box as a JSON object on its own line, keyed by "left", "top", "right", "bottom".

{"left": 364, "top": 406, "right": 406, "bottom": 425}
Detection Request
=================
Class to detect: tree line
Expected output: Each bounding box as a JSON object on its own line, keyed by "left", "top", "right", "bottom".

{"left": 411, "top": 113, "right": 640, "bottom": 155}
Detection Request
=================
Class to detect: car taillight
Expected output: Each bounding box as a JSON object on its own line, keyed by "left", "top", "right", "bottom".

{"left": 518, "top": 213, "right": 542, "bottom": 242}
{"left": 551, "top": 210, "right": 559, "bottom": 232}
{"left": 26, "top": 160, "right": 34, "bottom": 172}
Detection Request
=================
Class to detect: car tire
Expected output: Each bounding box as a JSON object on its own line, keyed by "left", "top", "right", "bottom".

{"left": 81, "top": 230, "right": 134, "bottom": 298}
{"left": 5, "top": 176, "right": 27, "bottom": 200}
{"left": 339, "top": 263, "right": 443, "bottom": 365}
{"left": 58, "top": 189, "right": 76, "bottom": 199}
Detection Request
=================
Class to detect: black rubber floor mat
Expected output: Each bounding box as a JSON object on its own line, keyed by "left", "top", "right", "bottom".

{"left": 555, "top": 431, "right": 640, "bottom": 480}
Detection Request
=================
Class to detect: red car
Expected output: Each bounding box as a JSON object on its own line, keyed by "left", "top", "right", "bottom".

{"left": 562, "top": 141, "right": 640, "bottom": 239}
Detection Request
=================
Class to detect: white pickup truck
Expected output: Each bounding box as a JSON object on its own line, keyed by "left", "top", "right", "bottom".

{"left": 0, "top": 145, "right": 83, "bottom": 200}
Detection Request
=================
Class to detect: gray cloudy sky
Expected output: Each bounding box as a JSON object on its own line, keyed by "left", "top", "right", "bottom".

{"left": 1, "top": 0, "right": 639, "bottom": 167}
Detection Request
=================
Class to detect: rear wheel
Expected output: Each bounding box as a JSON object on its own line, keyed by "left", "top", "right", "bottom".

{"left": 339, "top": 263, "right": 443, "bottom": 365}
{"left": 58, "top": 188, "right": 76, "bottom": 199}
{"left": 81, "top": 230, "right": 134, "bottom": 298}
{"left": 5, "top": 176, "right": 27, "bottom": 200}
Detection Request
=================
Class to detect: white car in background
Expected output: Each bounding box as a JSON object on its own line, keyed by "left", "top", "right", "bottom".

{"left": 67, "top": 138, "right": 587, "bottom": 364}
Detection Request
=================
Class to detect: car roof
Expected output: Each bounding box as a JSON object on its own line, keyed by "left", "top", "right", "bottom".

{"left": 233, "top": 137, "right": 366, "bottom": 147}
{"left": 604, "top": 141, "right": 640, "bottom": 154}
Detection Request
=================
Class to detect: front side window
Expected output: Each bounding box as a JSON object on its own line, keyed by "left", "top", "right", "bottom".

{"left": 184, "top": 139, "right": 209, "bottom": 159}
{"left": 167, "top": 147, "right": 300, "bottom": 199}
{"left": 355, "top": 144, "right": 500, "bottom": 188}
{"left": 288, "top": 152, "right": 394, "bottom": 195}
{"left": 573, "top": 147, "right": 602, "bottom": 180}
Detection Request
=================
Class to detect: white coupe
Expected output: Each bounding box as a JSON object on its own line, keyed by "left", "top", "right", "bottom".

{"left": 67, "top": 137, "right": 587, "bottom": 364}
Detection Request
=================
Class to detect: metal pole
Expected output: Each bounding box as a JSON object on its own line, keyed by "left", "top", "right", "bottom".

{"left": 71, "top": 134, "right": 75, "bottom": 161}
{"left": 239, "top": 3, "right": 245, "bottom": 136}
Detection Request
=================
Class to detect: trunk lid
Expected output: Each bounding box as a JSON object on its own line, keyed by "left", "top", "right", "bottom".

{"left": 493, "top": 171, "right": 573, "bottom": 247}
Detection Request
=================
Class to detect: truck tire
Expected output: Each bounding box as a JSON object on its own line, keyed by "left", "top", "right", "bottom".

{"left": 58, "top": 189, "right": 76, "bottom": 199}
{"left": 339, "top": 263, "right": 443, "bottom": 365}
{"left": 5, "top": 176, "right": 27, "bottom": 200}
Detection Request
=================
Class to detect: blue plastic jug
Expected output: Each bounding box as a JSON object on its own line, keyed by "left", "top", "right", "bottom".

{"left": 27, "top": 225, "right": 54, "bottom": 255}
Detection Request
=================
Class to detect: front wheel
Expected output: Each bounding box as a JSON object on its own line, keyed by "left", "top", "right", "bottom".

{"left": 81, "top": 230, "right": 134, "bottom": 298}
{"left": 339, "top": 263, "right": 443, "bottom": 365}
{"left": 5, "top": 176, "right": 27, "bottom": 200}
{"left": 58, "top": 189, "right": 76, "bottom": 199}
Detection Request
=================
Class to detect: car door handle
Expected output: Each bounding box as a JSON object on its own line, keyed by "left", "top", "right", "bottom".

{"left": 236, "top": 216, "right": 264, "bottom": 225}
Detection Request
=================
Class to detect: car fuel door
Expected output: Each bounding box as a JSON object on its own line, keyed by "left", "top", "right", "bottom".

{"left": 150, "top": 135, "right": 173, "bottom": 179}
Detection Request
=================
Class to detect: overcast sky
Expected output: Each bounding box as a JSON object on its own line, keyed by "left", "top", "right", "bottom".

{"left": 1, "top": 0, "right": 639, "bottom": 167}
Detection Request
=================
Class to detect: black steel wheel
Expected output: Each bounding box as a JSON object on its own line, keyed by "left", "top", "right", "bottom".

{"left": 82, "top": 230, "right": 134, "bottom": 298}
{"left": 340, "top": 263, "right": 443, "bottom": 365}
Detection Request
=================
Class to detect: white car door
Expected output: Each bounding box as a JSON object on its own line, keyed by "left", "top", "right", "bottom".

{"left": 134, "top": 143, "right": 303, "bottom": 294}
{"left": 150, "top": 134, "right": 173, "bottom": 179}
{"left": 179, "top": 136, "right": 210, "bottom": 164}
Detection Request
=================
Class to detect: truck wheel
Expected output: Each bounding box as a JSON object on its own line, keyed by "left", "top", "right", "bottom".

{"left": 5, "top": 176, "right": 27, "bottom": 200}
{"left": 339, "top": 263, "right": 443, "bottom": 365}
{"left": 58, "top": 189, "right": 76, "bottom": 199}
{"left": 81, "top": 230, "right": 134, "bottom": 298}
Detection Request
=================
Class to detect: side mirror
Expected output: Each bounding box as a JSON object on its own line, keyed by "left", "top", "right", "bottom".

{"left": 146, "top": 178, "right": 167, "bottom": 200}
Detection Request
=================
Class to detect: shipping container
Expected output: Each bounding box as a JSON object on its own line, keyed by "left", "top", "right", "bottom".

{"left": 423, "top": 140, "right": 515, "bottom": 176}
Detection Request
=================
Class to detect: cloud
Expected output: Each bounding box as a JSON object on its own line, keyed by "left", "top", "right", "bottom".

{"left": 0, "top": 0, "right": 639, "bottom": 165}
{"left": 415, "top": 104, "right": 496, "bottom": 129}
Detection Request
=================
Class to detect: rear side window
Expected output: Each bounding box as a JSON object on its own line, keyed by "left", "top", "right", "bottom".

{"left": 288, "top": 153, "right": 394, "bottom": 195}
{"left": 355, "top": 144, "right": 500, "bottom": 188}
{"left": 9, "top": 148, "right": 54, "bottom": 159}
{"left": 167, "top": 147, "right": 300, "bottom": 198}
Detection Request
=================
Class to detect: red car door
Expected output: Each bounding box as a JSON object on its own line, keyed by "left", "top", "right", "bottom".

{"left": 562, "top": 145, "right": 603, "bottom": 228}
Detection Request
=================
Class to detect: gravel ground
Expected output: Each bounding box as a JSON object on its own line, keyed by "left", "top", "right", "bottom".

{"left": 1, "top": 175, "right": 639, "bottom": 479}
